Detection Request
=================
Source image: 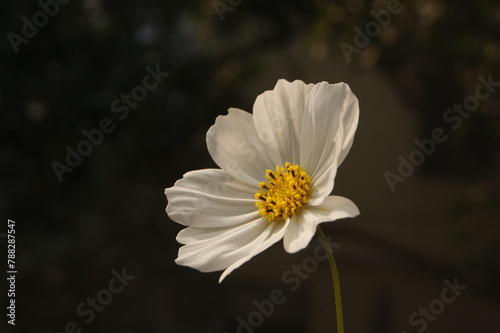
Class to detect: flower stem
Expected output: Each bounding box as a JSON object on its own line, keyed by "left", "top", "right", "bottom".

{"left": 317, "top": 225, "right": 344, "bottom": 333}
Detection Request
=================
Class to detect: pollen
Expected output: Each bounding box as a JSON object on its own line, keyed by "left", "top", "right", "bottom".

{"left": 255, "top": 162, "right": 312, "bottom": 223}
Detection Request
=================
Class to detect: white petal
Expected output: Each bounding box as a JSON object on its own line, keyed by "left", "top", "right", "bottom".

{"left": 218, "top": 219, "right": 288, "bottom": 282}
{"left": 283, "top": 196, "right": 359, "bottom": 253}
{"left": 206, "top": 108, "right": 275, "bottom": 186}
{"left": 282, "top": 214, "right": 308, "bottom": 254}
{"left": 336, "top": 83, "right": 359, "bottom": 166}
{"left": 252, "top": 79, "right": 315, "bottom": 166}
{"left": 175, "top": 218, "right": 289, "bottom": 282}
{"left": 165, "top": 169, "right": 259, "bottom": 228}
{"left": 299, "top": 82, "right": 359, "bottom": 205}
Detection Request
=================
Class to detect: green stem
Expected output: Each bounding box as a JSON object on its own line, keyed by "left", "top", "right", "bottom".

{"left": 317, "top": 225, "right": 344, "bottom": 333}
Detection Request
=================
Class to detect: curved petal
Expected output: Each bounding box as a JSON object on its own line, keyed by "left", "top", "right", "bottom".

{"left": 175, "top": 217, "right": 289, "bottom": 282}
{"left": 165, "top": 169, "right": 259, "bottom": 228}
{"left": 299, "top": 82, "right": 359, "bottom": 205}
{"left": 308, "top": 124, "right": 343, "bottom": 206}
{"left": 252, "top": 79, "right": 315, "bottom": 166}
{"left": 283, "top": 196, "right": 359, "bottom": 253}
{"left": 336, "top": 83, "right": 359, "bottom": 166}
{"left": 207, "top": 108, "right": 275, "bottom": 186}
{"left": 218, "top": 218, "right": 289, "bottom": 282}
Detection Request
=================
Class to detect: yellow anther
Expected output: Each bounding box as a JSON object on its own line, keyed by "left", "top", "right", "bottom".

{"left": 255, "top": 163, "right": 312, "bottom": 223}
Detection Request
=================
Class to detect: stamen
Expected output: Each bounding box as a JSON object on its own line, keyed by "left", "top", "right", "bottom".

{"left": 255, "top": 163, "right": 312, "bottom": 223}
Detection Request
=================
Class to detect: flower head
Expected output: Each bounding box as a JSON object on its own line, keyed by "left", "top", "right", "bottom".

{"left": 165, "top": 79, "right": 360, "bottom": 282}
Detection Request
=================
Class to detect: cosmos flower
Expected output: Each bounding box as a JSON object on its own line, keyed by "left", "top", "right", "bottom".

{"left": 165, "top": 79, "right": 360, "bottom": 282}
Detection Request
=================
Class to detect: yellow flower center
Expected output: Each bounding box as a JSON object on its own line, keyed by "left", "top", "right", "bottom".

{"left": 255, "top": 162, "right": 312, "bottom": 223}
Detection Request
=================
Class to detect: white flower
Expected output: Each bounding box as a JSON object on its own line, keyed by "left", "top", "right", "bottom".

{"left": 165, "top": 79, "right": 360, "bottom": 282}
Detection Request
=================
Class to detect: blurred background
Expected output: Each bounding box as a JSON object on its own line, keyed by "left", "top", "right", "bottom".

{"left": 1, "top": 0, "right": 499, "bottom": 332}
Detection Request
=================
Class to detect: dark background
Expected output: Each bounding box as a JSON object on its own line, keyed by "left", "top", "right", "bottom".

{"left": 1, "top": 0, "right": 499, "bottom": 332}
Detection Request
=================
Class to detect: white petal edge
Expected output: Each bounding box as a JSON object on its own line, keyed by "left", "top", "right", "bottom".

{"left": 165, "top": 169, "right": 259, "bottom": 228}
{"left": 337, "top": 83, "right": 359, "bottom": 166}
{"left": 283, "top": 195, "right": 359, "bottom": 253}
{"left": 299, "top": 82, "right": 358, "bottom": 205}
{"left": 218, "top": 218, "right": 289, "bottom": 282}
{"left": 174, "top": 217, "right": 289, "bottom": 282}
{"left": 307, "top": 123, "right": 343, "bottom": 207}
{"left": 252, "top": 79, "right": 315, "bottom": 166}
{"left": 206, "top": 108, "right": 275, "bottom": 186}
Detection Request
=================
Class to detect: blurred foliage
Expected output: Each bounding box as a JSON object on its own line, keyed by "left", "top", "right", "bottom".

{"left": 308, "top": 0, "right": 500, "bottom": 178}
{"left": 451, "top": 177, "right": 500, "bottom": 297}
